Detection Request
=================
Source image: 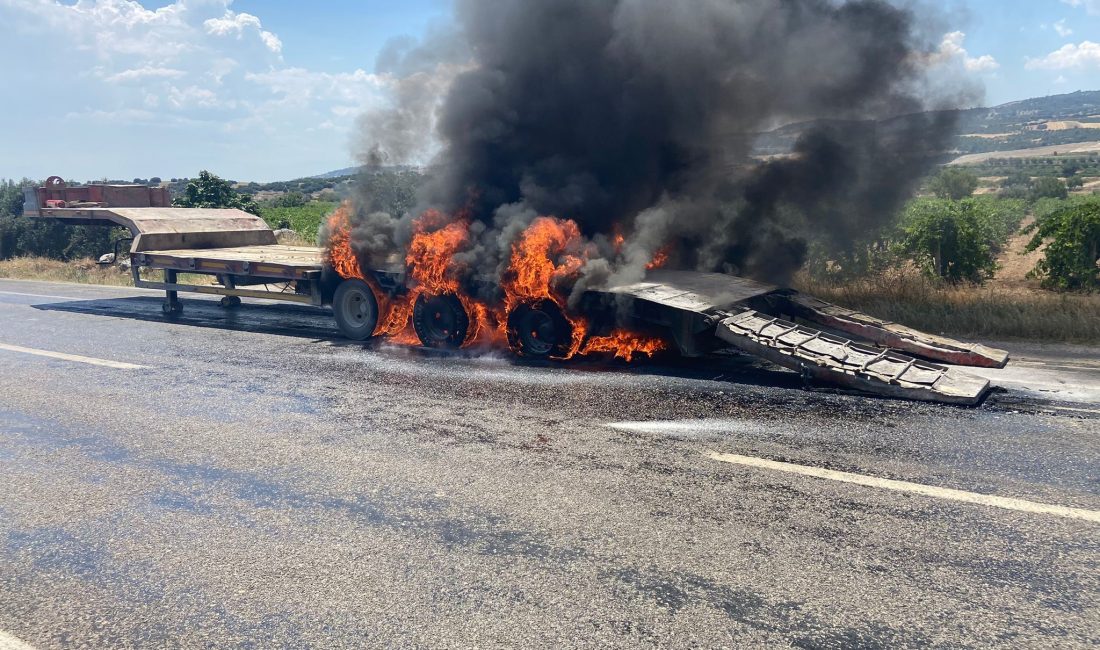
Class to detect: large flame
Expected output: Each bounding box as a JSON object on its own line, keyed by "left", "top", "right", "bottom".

{"left": 327, "top": 201, "right": 665, "bottom": 361}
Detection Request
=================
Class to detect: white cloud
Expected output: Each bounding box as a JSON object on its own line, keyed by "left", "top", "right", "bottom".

{"left": 931, "top": 31, "right": 1000, "bottom": 72}
{"left": 1026, "top": 41, "right": 1100, "bottom": 70}
{"left": 203, "top": 11, "right": 262, "bottom": 36}
{"left": 1054, "top": 19, "right": 1073, "bottom": 38}
{"left": 104, "top": 66, "right": 187, "bottom": 83}
{"left": 259, "top": 31, "right": 282, "bottom": 54}
{"left": 203, "top": 10, "right": 281, "bottom": 54}
{"left": 245, "top": 68, "right": 388, "bottom": 106}
{"left": 1062, "top": 0, "right": 1100, "bottom": 15}
{"left": 0, "top": 0, "right": 383, "bottom": 179}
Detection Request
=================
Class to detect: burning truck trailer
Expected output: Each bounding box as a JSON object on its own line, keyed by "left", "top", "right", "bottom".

{"left": 25, "top": 178, "right": 1007, "bottom": 405}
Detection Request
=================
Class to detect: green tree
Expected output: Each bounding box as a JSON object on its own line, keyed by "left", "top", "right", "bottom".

{"left": 357, "top": 170, "right": 422, "bottom": 217}
{"left": 998, "top": 171, "right": 1032, "bottom": 200}
{"left": 895, "top": 198, "right": 1001, "bottom": 283}
{"left": 928, "top": 167, "right": 979, "bottom": 200}
{"left": 268, "top": 190, "right": 307, "bottom": 208}
{"left": 1024, "top": 200, "right": 1100, "bottom": 291}
{"left": 1031, "top": 176, "right": 1068, "bottom": 201}
{"left": 172, "top": 170, "right": 260, "bottom": 215}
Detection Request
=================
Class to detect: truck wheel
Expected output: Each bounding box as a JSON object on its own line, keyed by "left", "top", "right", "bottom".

{"left": 219, "top": 296, "right": 242, "bottom": 309}
{"left": 333, "top": 278, "right": 379, "bottom": 340}
{"left": 507, "top": 300, "right": 574, "bottom": 358}
{"left": 413, "top": 293, "right": 469, "bottom": 348}
{"left": 162, "top": 301, "right": 183, "bottom": 317}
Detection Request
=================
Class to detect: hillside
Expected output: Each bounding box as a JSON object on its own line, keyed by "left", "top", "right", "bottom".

{"left": 754, "top": 90, "right": 1100, "bottom": 157}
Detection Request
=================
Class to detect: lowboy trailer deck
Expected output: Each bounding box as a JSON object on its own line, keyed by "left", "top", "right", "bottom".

{"left": 25, "top": 180, "right": 1007, "bottom": 405}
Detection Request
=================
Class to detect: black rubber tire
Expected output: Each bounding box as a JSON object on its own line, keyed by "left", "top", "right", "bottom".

{"left": 413, "top": 293, "right": 469, "bottom": 348}
{"left": 332, "top": 278, "right": 379, "bottom": 341}
{"left": 162, "top": 301, "right": 183, "bottom": 317}
{"left": 219, "top": 296, "right": 242, "bottom": 309}
{"left": 507, "top": 299, "right": 574, "bottom": 359}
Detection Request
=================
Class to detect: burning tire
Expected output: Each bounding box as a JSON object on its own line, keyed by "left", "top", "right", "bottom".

{"left": 413, "top": 293, "right": 469, "bottom": 348}
{"left": 507, "top": 300, "right": 574, "bottom": 359}
{"left": 332, "top": 278, "right": 379, "bottom": 341}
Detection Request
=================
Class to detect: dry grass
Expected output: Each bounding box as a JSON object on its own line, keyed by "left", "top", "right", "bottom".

{"left": 0, "top": 257, "right": 215, "bottom": 287}
{"left": 0, "top": 257, "right": 136, "bottom": 286}
{"left": 794, "top": 269, "right": 1100, "bottom": 343}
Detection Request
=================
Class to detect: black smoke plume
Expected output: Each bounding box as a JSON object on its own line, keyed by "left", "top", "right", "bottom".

{"left": 344, "top": 0, "right": 971, "bottom": 290}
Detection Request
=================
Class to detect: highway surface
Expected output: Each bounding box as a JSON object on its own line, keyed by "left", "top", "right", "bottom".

{"left": 0, "top": 279, "right": 1097, "bottom": 648}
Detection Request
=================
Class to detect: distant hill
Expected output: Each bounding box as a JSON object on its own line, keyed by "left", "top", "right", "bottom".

{"left": 754, "top": 90, "right": 1100, "bottom": 157}
{"left": 315, "top": 166, "right": 360, "bottom": 179}
{"left": 312, "top": 164, "right": 422, "bottom": 179}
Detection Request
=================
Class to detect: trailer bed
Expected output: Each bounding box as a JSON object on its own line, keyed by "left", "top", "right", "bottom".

{"left": 133, "top": 245, "right": 324, "bottom": 280}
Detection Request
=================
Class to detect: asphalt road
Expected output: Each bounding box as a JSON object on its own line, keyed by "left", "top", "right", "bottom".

{"left": 0, "top": 279, "right": 1097, "bottom": 648}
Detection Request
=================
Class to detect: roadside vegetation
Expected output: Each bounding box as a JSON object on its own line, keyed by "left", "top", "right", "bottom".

{"left": 800, "top": 167, "right": 1100, "bottom": 342}
{"left": 795, "top": 271, "right": 1100, "bottom": 343}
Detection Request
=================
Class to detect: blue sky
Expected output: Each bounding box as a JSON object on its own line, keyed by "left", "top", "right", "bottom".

{"left": 0, "top": 0, "right": 1097, "bottom": 182}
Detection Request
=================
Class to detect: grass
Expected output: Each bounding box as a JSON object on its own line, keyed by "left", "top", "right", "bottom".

{"left": 0, "top": 257, "right": 135, "bottom": 285}
{"left": 0, "top": 257, "right": 214, "bottom": 287}
{"left": 260, "top": 201, "right": 339, "bottom": 244}
{"left": 794, "top": 270, "right": 1100, "bottom": 343}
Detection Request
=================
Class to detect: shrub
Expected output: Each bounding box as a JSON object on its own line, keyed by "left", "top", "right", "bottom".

{"left": 928, "top": 167, "right": 979, "bottom": 200}
{"left": 259, "top": 201, "right": 340, "bottom": 243}
{"left": 1030, "top": 176, "right": 1068, "bottom": 201}
{"left": 266, "top": 191, "right": 307, "bottom": 208}
{"left": 1024, "top": 200, "right": 1100, "bottom": 291}
{"left": 894, "top": 198, "right": 1014, "bottom": 284}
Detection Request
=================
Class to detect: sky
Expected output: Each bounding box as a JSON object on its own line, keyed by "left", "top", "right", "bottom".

{"left": 0, "top": 0, "right": 1097, "bottom": 183}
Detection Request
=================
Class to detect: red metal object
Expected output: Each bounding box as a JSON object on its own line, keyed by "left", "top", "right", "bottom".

{"left": 35, "top": 177, "right": 169, "bottom": 209}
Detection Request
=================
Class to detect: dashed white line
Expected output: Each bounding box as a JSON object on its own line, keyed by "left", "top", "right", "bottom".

{"left": 0, "top": 342, "right": 146, "bottom": 370}
{"left": 0, "top": 630, "right": 39, "bottom": 650}
{"left": 608, "top": 419, "right": 755, "bottom": 435}
{"left": 707, "top": 452, "right": 1100, "bottom": 523}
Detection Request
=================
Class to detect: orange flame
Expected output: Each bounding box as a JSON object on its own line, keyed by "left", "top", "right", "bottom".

{"left": 645, "top": 245, "right": 671, "bottom": 270}
{"left": 499, "top": 216, "right": 588, "bottom": 356}
{"left": 580, "top": 330, "right": 667, "bottom": 362}
{"left": 611, "top": 225, "right": 625, "bottom": 255}
{"left": 326, "top": 203, "right": 363, "bottom": 281}
{"left": 327, "top": 203, "right": 666, "bottom": 361}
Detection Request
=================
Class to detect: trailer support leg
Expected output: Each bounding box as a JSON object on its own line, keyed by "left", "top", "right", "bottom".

{"left": 218, "top": 276, "right": 242, "bottom": 308}
{"left": 162, "top": 269, "right": 183, "bottom": 316}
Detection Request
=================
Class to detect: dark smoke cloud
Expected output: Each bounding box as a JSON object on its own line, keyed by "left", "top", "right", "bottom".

{"left": 345, "top": 0, "right": 974, "bottom": 289}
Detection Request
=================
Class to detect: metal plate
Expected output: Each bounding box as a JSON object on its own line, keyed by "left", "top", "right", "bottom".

{"left": 605, "top": 270, "right": 776, "bottom": 314}
{"left": 716, "top": 310, "right": 992, "bottom": 405}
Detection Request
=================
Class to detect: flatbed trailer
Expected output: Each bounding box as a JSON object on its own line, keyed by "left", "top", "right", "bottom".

{"left": 25, "top": 180, "right": 1008, "bottom": 405}
{"left": 28, "top": 200, "right": 331, "bottom": 311}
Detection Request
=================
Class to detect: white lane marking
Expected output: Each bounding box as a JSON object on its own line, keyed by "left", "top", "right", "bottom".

{"left": 0, "top": 630, "right": 39, "bottom": 650}
{"left": 0, "top": 290, "right": 83, "bottom": 300}
{"left": 608, "top": 419, "right": 755, "bottom": 435}
{"left": 707, "top": 452, "right": 1100, "bottom": 523}
{"left": 0, "top": 343, "right": 146, "bottom": 370}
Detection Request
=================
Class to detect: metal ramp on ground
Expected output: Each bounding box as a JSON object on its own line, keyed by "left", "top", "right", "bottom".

{"left": 715, "top": 310, "right": 992, "bottom": 405}
{"left": 770, "top": 291, "right": 1009, "bottom": 369}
